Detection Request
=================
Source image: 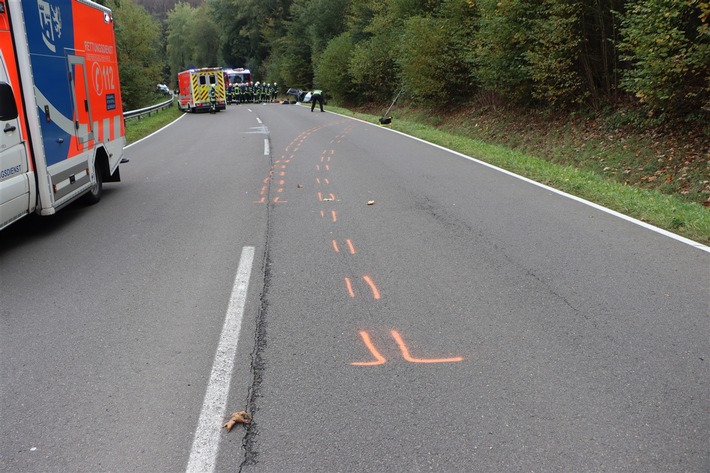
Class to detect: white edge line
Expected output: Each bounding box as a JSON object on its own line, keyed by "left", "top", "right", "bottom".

{"left": 125, "top": 113, "right": 186, "bottom": 149}
{"left": 264, "top": 139, "right": 270, "bottom": 156}
{"left": 186, "top": 246, "right": 255, "bottom": 473}
{"left": 332, "top": 112, "right": 710, "bottom": 254}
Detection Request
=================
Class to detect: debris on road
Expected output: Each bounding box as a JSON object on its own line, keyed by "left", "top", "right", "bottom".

{"left": 367, "top": 200, "right": 375, "bottom": 205}
{"left": 223, "top": 411, "right": 252, "bottom": 432}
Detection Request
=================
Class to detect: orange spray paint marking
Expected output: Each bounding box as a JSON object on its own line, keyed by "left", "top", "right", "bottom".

{"left": 320, "top": 210, "right": 325, "bottom": 218}
{"left": 362, "top": 275, "right": 381, "bottom": 300}
{"left": 331, "top": 211, "right": 337, "bottom": 222}
{"left": 390, "top": 331, "right": 463, "bottom": 363}
{"left": 325, "top": 165, "right": 330, "bottom": 171}
{"left": 324, "top": 178, "right": 330, "bottom": 185}
{"left": 329, "top": 193, "right": 336, "bottom": 201}
{"left": 253, "top": 197, "right": 266, "bottom": 204}
{"left": 332, "top": 240, "right": 340, "bottom": 253}
{"left": 351, "top": 331, "right": 387, "bottom": 366}
{"left": 317, "top": 192, "right": 323, "bottom": 202}
{"left": 273, "top": 197, "right": 287, "bottom": 203}
{"left": 344, "top": 277, "right": 355, "bottom": 298}
{"left": 279, "top": 180, "right": 285, "bottom": 185}
{"left": 316, "top": 165, "right": 320, "bottom": 171}
{"left": 346, "top": 239, "right": 356, "bottom": 254}
{"left": 279, "top": 172, "right": 286, "bottom": 177}
{"left": 316, "top": 178, "right": 321, "bottom": 185}
{"left": 277, "top": 188, "right": 284, "bottom": 193}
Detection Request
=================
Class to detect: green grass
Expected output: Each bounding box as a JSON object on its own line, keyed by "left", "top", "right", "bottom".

{"left": 124, "top": 103, "right": 183, "bottom": 144}
{"left": 329, "top": 105, "right": 710, "bottom": 246}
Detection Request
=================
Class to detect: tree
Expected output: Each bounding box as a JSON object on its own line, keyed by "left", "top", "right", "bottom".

{"left": 166, "top": 2, "right": 196, "bottom": 81}
{"left": 106, "top": 0, "right": 163, "bottom": 109}
{"left": 314, "top": 32, "right": 356, "bottom": 101}
{"left": 618, "top": 0, "right": 710, "bottom": 119}
{"left": 396, "top": 0, "right": 477, "bottom": 105}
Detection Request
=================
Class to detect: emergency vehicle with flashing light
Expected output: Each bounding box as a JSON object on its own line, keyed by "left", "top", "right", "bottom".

{"left": 0, "top": 0, "right": 125, "bottom": 231}
{"left": 177, "top": 67, "right": 226, "bottom": 113}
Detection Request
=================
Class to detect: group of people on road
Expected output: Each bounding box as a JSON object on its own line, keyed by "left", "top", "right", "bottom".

{"left": 221, "top": 79, "right": 326, "bottom": 112}
{"left": 226, "top": 82, "right": 278, "bottom": 104}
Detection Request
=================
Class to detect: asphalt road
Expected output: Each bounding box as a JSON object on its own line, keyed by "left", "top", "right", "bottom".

{"left": 1, "top": 102, "right": 708, "bottom": 473}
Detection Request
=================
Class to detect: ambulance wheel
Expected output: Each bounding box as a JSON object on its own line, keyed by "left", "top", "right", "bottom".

{"left": 83, "top": 161, "right": 103, "bottom": 205}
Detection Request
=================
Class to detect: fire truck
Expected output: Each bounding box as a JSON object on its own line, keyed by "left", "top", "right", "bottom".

{"left": 223, "top": 68, "right": 251, "bottom": 86}
{"left": 0, "top": 0, "right": 125, "bottom": 231}
{"left": 177, "top": 67, "right": 226, "bottom": 112}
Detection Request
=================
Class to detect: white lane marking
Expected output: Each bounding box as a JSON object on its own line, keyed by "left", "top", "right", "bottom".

{"left": 264, "top": 139, "right": 270, "bottom": 156}
{"left": 338, "top": 113, "right": 710, "bottom": 253}
{"left": 186, "top": 246, "right": 255, "bottom": 473}
{"left": 126, "top": 114, "right": 186, "bottom": 149}
{"left": 256, "top": 118, "right": 262, "bottom": 124}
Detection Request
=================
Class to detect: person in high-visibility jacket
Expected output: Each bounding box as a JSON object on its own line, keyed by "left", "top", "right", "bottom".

{"left": 311, "top": 89, "right": 324, "bottom": 112}
{"left": 208, "top": 84, "right": 217, "bottom": 113}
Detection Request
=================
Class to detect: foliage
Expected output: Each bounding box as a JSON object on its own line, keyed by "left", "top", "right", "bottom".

{"left": 395, "top": 0, "right": 477, "bottom": 105}
{"left": 314, "top": 33, "right": 357, "bottom": 101}
{"left": 115, "top": 0, "right": 709, "bottom": 127}
{"left": 165, "top": 2, "right": 196, "bottom": 82}
{"left": 106, "top": 0, "right": 162, "bottom": 110}
{"left": 524, "top": 0, "right": 583, "bottom": 107}
{"left": 618, "top": 0, "right": 710, "bottom": 119}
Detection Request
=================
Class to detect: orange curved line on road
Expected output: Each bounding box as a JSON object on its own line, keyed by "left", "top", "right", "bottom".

{"left": 331, "top": 211, "right": 337, "bottom": 222}
{"left": 351, "top": 331, "right": 387, "bottom": 366}
{"left": 362, "top": 275, "right": 380, "bottom": 300}
{"left": 332, "top": 240, "right": 340, "bottom": 253}
{"left": 390, "top": 331, "right": 463, "bottom": 363}
{"left": 344, "top": 277, "right": 355, "bottom": 298}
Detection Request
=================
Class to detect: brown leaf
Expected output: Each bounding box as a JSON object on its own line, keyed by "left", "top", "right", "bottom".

{"left": 223, "top": 411, "right": 252, "bottom": 432}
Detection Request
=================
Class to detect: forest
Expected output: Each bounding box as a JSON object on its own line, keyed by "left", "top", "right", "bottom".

{"left": 106, "top": 0, "right": 708, "bottom": 125}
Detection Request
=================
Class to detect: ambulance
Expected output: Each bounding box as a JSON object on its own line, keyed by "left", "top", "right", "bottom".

{"left": 0, "top": 0, "right": 125, "bottom": 231}
{"left": 177, "top": 67, "right": 226, "bottom": 112}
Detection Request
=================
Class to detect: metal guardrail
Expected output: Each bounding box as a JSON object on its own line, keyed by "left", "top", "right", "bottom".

{"left": 123, "top": 94, "right": 174, "bottom": 120}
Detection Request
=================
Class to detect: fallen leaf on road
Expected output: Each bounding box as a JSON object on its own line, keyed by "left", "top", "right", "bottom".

{"left": 223, "top": 411, "right": 252, "bottom": 432}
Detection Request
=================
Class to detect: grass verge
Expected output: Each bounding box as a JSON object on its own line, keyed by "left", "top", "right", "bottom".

{"left": 124, "top": 103, "right": 183, "bottom": 145}
{"left": 329, "top": 105, "right": 709, "bottom": 246}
